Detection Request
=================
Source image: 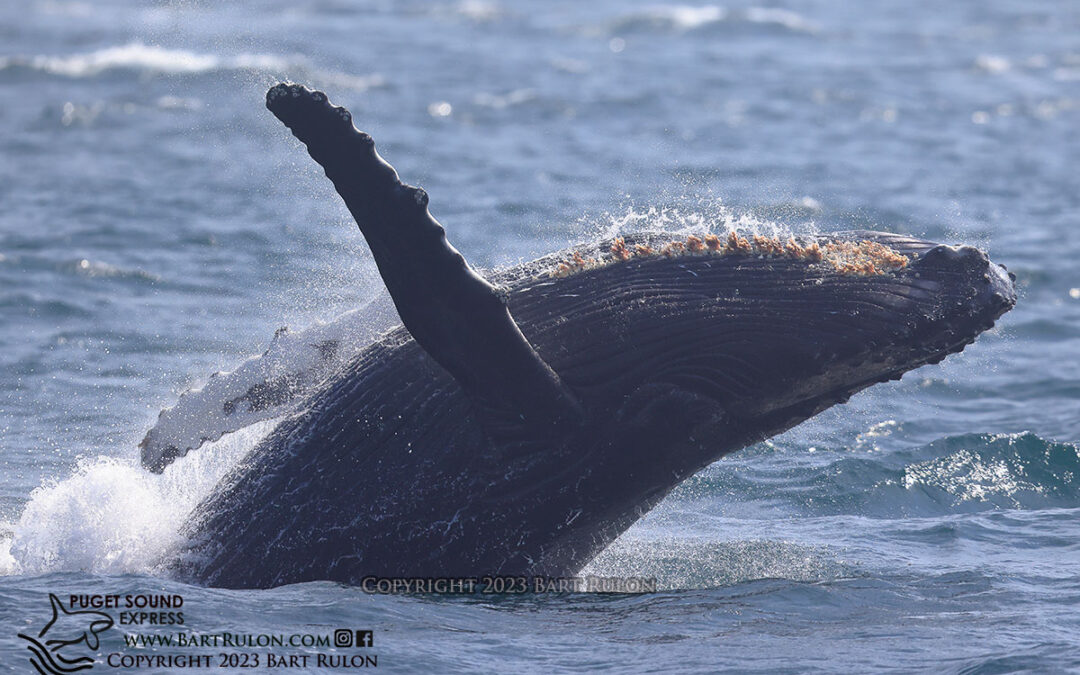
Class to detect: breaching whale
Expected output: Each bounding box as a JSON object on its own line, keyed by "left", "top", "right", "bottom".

{"left": 167, "top": 84, "right": 1016, "bottom": 588}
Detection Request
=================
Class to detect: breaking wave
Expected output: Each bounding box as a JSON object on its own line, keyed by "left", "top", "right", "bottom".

{"left": 609, "top": 5, "right": 819, "bottom": 35}
{"left": 0, "top": 41, "right": 385, "bottom": 90}
{"left": 687, "top": 432, "right": 1080, "bottom": 517}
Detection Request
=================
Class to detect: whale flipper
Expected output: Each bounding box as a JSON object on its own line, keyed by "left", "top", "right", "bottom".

{"left": 265, "top": 83, "right": 581, "bottom": 431}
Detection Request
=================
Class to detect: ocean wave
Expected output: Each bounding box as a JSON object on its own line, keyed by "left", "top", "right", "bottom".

{"left": 473, "top": 88, "right": 537, "bottom": 109}
{"left": 682, "top": 432, "right": 1080, "bottom": 517}
{"left": 898, "top": 433, "right": 1080, "bottom": 508}
{"left": 620, "top": 5, "right": 727, "bottom": 32}
{"left": 609, "top": 5, "right": 818, "bottom": 35}
{"left": 0, "top": 291, "right": 94, "bottom": 318}
{"left": 0, "top": 42, "right": 283, "bottom": 77}
{"left": 742, "top": 7, "right": 818, "bottom": 33}
{"left": 974, "top": 54, "right": 1012, "bottom": 75}
{"left": 63, "top": 257, "right": 161, "bottom": 282}
{"left": 0, "top": 41, "right": 385, "bottom": 91}
{"left": 430, "top": 0, "right": 503, "bottom": 23}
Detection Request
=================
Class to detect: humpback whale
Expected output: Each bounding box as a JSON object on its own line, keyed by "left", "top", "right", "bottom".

{"left": 168, "top": 83, "right": 1015, "bottom": 588}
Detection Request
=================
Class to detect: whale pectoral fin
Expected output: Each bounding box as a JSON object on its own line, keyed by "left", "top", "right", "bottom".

{"left": 266, "top": 83, "right": 582, "bottom": 431}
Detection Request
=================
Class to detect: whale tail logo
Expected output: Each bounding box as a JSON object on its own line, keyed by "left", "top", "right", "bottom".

{"left": 17, "top": 594, "right": 113, "bottom": 674}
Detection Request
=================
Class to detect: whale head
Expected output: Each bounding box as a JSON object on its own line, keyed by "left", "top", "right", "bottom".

{"left": 498, "top": 229, "right": 1016, "bottom": 572}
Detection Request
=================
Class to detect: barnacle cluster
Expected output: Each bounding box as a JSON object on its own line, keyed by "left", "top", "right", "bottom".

{"left": 551, "top": 232, "right": 909, "bottom": 278}
{"left": 821, "top": 240, "right": 909, "bottom": 276}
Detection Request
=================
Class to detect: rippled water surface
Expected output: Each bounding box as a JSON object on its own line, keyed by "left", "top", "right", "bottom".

{"left": 1, "top": 1, "right": 1078, "bottom": 672}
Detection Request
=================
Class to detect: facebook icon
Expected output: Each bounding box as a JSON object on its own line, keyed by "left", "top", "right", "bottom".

{"left": 356, "top": 630, "right": 374, "bottom": 648}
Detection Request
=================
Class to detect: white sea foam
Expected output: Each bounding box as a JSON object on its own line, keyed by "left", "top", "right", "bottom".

{"left": 0, "top": 420, "right": 276, "bottom": 577}
{"left": 974, "top": 54, "right": 1011, "bottom": 74}
{"left": 0, "top": 42, "right": 275, "bottom": 77}
{"left": 455, "top": 0, "right": 501, "bottom": 22}
{"left": 902, "top": 445, "right": 1044, "bottom": 504}
{"left": 0, "top": 41, "right": 385, "bottom": 91}
{"left": 743, "top": 7, "right": 818, "bottom": 33}
{"left": 650, "top": 5, "right": 727, "bottom": 31}
{"left": 611, "top": 5, "right": 818, "bottom": 34}
{"left": 611, "top": 4, "right": 726, "bottom": 32}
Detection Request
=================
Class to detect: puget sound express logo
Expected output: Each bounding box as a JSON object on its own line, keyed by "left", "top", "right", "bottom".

{"left": 18, "top": 594, "right": 114, "bottom": 674}
{"left": 17, "top": 593, "right": 378, "bottom": 672}
{"left": 16, "top": 578, "right": 651, "bottom": 671}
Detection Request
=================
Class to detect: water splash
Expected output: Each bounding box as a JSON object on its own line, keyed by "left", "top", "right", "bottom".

{"left": 587, "top": 202, "right": 820, "bottom": 243}
{"left": 0, "top": 420, "right": 274, "bottom": 577}
{"left": 584, "top": 536, "right": 850, "bottom": 589}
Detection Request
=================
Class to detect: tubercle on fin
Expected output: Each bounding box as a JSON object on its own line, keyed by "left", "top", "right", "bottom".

{"left": 550, "top": 233, "right": 908, "bottom": 279}
{"left": 267, "top": 83, "right": 432, "bottom": 221}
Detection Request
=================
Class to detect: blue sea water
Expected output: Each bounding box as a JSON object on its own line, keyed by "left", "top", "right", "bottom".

{"left": 1, "top": 0, "right": 1078, "bottom": 672}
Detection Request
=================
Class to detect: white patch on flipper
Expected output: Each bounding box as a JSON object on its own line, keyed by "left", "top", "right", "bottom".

{"left": 141, "top": 295, "right": 397, "bottom": 471}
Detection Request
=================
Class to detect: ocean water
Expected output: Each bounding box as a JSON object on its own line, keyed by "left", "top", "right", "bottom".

{"left": 1, "top": 0, "right": 1078, "bottom": 672}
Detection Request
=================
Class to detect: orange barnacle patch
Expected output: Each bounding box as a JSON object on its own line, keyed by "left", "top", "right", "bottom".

{"left": 552, "top": 262, "right": 573, "bottom": 278}
{"left": 550, "top": 232, "right": 906, "bottom": 279}
{"left": 725, "top": 231, "right": 752, "bottom": 255}
{"left": 661, "top": 241, "right": 686, "bottom": 257}
{"left": 550, "top": 251, "right": 595, "bottom": 278}
{"left": 819, "top": 240, "right": 907, "bottom": 276}
{"left": 752, "top": 235, "right": 786, "bottom": 257}
{"left": 571, "top": 251, "right": 595, "bottom": 270}
{"left": 860, "top": 240, "right": 909, "bottom": 270}
{"left": 784, "top": 237, "right": 806, "bottom": 259}
{"left": 610, "top": 237, "right": 631, "bottom": 261}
